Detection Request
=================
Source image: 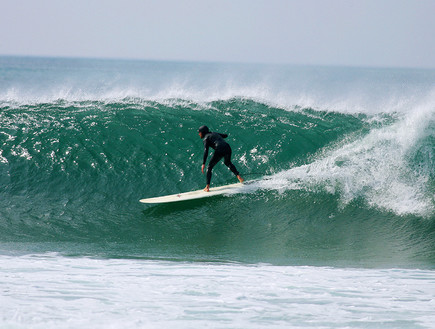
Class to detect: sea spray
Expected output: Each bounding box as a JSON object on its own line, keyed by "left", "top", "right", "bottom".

{"left": 257, "top": 101, "right": 435, "bottom": 217}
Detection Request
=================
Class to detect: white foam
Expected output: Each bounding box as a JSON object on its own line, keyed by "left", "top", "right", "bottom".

{"left": 2, "top": 255, "right": 434, "bottom": 329}
{"left": 257, "top": 97, "right": 435, "bottom": 217}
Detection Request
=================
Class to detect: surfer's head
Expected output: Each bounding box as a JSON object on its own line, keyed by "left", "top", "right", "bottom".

{"left": 198, "top": 125, "right": 209, "bottom": 138}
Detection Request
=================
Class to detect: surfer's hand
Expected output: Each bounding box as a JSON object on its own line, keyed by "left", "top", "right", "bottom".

{"left": 201, "top": 164, "right": 205, "bottom": 174}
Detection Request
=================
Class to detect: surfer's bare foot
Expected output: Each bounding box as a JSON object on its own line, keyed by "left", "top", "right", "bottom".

{"left": 204, "top": 185, "right": 210, "bottom": 192}
{"left": 237, "top": 175, "right": 244, "bottom": 183}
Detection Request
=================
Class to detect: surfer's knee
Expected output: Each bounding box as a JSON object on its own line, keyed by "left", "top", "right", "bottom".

{"left": 223, "top": 158, "right": 232, "bottom": 167}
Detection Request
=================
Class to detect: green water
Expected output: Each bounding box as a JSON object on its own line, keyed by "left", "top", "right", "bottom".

{"left": 1, "top": 97, "right": 433, "bottom": 267}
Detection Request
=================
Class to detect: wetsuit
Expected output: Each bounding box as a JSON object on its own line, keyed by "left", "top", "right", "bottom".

{"left": 202, "top": 132, "right": 240, "bottom": 185}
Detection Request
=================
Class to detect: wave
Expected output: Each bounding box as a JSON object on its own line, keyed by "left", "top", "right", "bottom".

{"left": 0, "top": 97, "right": 434, "bottom": 266}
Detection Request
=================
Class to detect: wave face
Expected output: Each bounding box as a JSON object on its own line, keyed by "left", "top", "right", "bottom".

{"left": 0, "top": 57, "right": 434, "bottom": 267}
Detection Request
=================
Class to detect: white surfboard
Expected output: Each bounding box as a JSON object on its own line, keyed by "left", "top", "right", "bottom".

{"left": 139, "top": 182, "right": 244, "bottom": 204}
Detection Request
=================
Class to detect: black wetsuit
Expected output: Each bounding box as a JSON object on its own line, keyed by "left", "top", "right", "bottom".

{"left": 202, "top": 132, "right": 239, "bottom": 185}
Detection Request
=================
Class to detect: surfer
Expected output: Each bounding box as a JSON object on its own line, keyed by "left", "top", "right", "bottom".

{"left": 198, "top": 125, "right": 244, "bottom": 192}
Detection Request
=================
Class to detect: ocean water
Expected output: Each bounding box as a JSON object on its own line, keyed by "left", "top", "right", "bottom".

{"left": 0, "top": 56, "right": 434, "bottom": 328}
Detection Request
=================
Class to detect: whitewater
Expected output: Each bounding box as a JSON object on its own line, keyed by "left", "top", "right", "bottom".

{"left": 0, "top": 56, "right": 434, "bottom": 328}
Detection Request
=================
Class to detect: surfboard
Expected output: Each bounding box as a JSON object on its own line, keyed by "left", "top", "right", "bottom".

{"left": 139, "top": 182, "right": 244, "bottom": 204}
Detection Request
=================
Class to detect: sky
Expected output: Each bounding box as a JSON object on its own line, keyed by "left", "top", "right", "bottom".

{"left": 1, "top": 0, "right": 434, "bottom": 68}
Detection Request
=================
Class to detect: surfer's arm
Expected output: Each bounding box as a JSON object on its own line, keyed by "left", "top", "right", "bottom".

{"left": 219, "top": 133, "right": 228, "bottom": 138}
{"left": 201, "top": 145, "right": 208, "bottom": 174}
{"left": 202, "top": 142, "right": 209, "bottom": 165}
